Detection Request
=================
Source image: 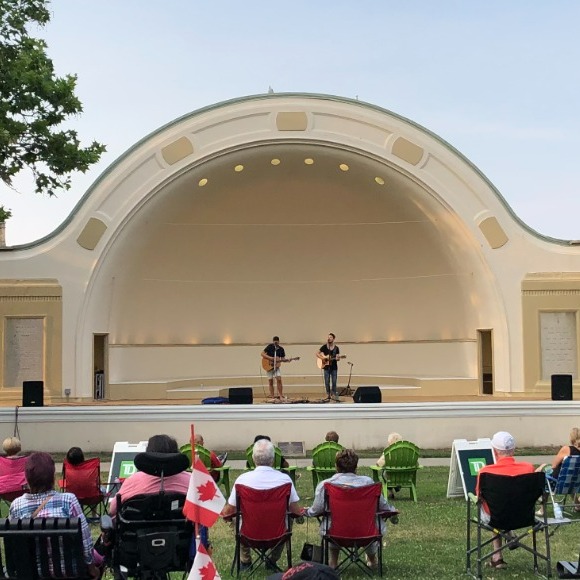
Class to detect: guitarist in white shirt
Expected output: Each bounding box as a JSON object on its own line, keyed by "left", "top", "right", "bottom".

{"left": 316, "top": 333, "right": 345, "bottom": 402}
{"left": 261, "top": 336, "right": 289, "bottom": 399}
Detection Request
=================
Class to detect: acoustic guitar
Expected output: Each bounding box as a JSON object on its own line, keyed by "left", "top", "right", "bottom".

{"left": 317, "top": 354, "right": 346, "bottom": 370}
{"left": 262, "top": 356, "right": 300, "bottom": 372}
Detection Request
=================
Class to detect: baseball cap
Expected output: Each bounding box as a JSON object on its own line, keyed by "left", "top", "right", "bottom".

{"left": 491, "top": 431, "right": 515, "bottom": 451}
{"left": 267, "top": 562, "right": 340, "bottom": 580}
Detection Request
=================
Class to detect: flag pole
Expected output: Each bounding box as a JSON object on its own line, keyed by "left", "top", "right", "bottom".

{"left": 190, "top": 424, "right": 200, "bottom": 542}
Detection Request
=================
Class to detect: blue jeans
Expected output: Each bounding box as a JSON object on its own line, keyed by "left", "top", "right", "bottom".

{"left": 324, "top": 368, "right": 338, "bottom": 395}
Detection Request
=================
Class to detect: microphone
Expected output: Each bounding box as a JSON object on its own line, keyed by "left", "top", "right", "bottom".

{"left": 347, "top": 361, "right": 354, "bottom": 366}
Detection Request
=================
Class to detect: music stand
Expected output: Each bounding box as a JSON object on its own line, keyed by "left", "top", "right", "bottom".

{"left": 339, "top": 362, "right": 355, "bottom": 397}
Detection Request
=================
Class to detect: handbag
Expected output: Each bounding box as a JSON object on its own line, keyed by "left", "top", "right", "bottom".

{"left": 300, "top": 517, "right": 323, "bottom": 563}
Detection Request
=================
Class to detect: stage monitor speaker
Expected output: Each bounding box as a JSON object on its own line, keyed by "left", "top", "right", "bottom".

{"left": 353, "top": 386, "right": 381, "bottom": 404}
{"left": 551, "top": 374, "right": 573, "bottom": 401}
{"left": 22, "top": 381, "right": 44, "bottom": 407}
{"left": 229, "top": 387, "right": 253, "bottom": 405}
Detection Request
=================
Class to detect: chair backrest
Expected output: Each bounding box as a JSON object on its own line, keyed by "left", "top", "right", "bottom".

{"left": 0, "top": 456, "right": 27, "bottom": 497}
{"left": 62, "top": 457, "right": 102, "bottom": 502}
{"left": 479, "top": 472, "right": 545, "bottom": 530}
{"left": 115, "top": 492, "right": 193, "bottom": 575}
{"left": 382, "top": 440, "right": 420, "bottom": 468}
{"left": 236, "top": 483, "right": 291, "bottom": 543}
{"left": 0, "top": 517, "right": 88, "bottom": 579}
{"left": 552, "top": 455, "right": 580, "bottom": 495}
{"left": 246, "top": 444, "right": 286, "bottom": 470}
{"left": 311, "top": 442, "right": 344, "bottom": 469}
{"left": 325, "top": 482, "right": 381, "bottom": 540}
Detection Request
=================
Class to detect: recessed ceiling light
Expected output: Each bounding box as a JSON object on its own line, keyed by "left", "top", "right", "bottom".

{"left": 198, "top": 178, "right": 208, "bottom": 187}
{"left": 234, "top": 164, "right": 244, "bottom": 172}
{"left": 339, "top": 164, "right": 349, "bottom": 172}
{"left": 375, "top": 177, "right": 385, "bottom": 185}
{"left": 271, "top": 158, "right": 281, "bottom": 166}
{"left": 304, "top": 158, "right": 314, "bottom": 165}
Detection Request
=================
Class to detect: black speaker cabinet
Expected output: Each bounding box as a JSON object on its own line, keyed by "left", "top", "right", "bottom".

{"left": 551, "top": 374, "right": 573, "bottom": 401}
{"left": 22, "top": 381, "right": 44, "bottom": 407}
{"left": 229, "top": 387, "right": 253, "bottom": 405}
{"left": 353, "top": 386, "right": 381, "bottom": 404}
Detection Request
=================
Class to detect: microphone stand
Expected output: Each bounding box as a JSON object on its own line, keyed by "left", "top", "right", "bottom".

{"left": 339, "top": 362, "right": 355, "bottom": 397}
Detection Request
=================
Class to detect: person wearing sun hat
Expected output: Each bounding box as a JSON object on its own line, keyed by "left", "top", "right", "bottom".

{"left": 475, "top": 431, "right": 535, "bottom": 570}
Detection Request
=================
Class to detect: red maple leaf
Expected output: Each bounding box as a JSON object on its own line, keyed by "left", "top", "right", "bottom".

{"left": 199, "top": 561, "right": 218, "bottom": 580}
{"left": 197, "top": 480, "right": 217, "bottom": 502}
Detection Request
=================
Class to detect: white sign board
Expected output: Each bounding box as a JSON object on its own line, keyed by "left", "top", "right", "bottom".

{"left": 447, "top": 438, "right": 496, "bottom": 499}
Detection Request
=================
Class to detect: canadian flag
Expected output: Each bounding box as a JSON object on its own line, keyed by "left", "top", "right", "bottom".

{"left": 188, "top": 539, "right": 221, "bottom": 580}
{"left": 183, "top": 457, "right": 226, "bottom": 527}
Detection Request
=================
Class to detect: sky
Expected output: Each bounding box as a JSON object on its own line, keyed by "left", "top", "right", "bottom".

{"left": 3, "top": 0, "right": 580, "bottom": 245}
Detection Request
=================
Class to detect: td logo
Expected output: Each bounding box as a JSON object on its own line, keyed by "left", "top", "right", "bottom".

{"left": 468, "top": 458, "right": 487, "bottom": 476}
{"left": 119, "top": 460, "right": 137, "bottom": 478}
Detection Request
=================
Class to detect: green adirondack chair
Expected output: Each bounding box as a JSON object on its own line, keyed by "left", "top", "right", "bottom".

{"left": 179, "top": 443, "right": 231, "bottom": 497}
{"left": 307, "top": 441, "right": 344, "bottom": 491}
{"left": 370, "top": 440, "right": 422, "bottom": 502}
{"left": 245, "top": 444, "right": 298, "bottom": 483}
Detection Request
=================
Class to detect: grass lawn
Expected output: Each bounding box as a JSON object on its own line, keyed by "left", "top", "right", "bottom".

{"left": 194, "top": 466, "right": 578, "bottom": 579}
{"left": 3, "top": 464, "right": 576, "bottom": 578}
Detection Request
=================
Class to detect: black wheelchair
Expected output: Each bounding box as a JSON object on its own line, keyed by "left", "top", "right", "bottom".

{"left": 101, "top": 451, "right": 193, "bottom": 580}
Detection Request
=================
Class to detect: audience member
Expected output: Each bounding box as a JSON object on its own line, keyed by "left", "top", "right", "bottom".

{"left": 9, "top": 452, "right": 102, "bottom": 578}
{"left": 475, "top": 431, "right": 535, "bottom": 570}
{"left": 325, "top": 431, "right": 339, "bottom": 443}
{"left": 376, "top": 432, "right": 402, "bottom": 467}
{"left": 2, "top": 436, "right": 22, "bottom": 457}
{"left": 194, "top": 433, "right": 227, "bottom": 482}
{"left": 223, "top": 438, "right": 302, "bottom": 570}
{"left": 306, "top": 449, "right": 396, "bottom": 570}
{"left": 267, "top": 561, "right": 340, "bottom": 579}
{"left": 65, "top": 446, "right": 85, "bottom": 465}
{"left": 109, "top": 434, "right": 189, "bottom": 516}
{"left": 249, "top": 435, "right": 289, "bottom": 468}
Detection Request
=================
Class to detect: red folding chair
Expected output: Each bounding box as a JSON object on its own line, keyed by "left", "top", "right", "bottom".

{"left": 323, "top": 482, "right": 386, "bottom": 577}
{"left": 0, "top": 456, "right": 28, "bottom": 508}
{"left": 231, "top": 483, "right": 293, "bottom": 577}
{"left": 60, "top": 457, "right": 107, "bottom": 520}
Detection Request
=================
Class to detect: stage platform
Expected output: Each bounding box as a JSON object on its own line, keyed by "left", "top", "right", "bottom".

{"left": 1, "top": 394, "right": 577, "bottom": 455}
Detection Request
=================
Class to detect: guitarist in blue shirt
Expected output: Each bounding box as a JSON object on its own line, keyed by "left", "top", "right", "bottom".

{"left": 316, "top": 333, "right": 346, "bottom": 402}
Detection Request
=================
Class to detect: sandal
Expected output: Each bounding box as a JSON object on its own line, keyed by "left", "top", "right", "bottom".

{"left": 487, "top": 559, "right": 508, "bottom": 570}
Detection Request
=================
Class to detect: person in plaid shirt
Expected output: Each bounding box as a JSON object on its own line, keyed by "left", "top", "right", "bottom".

{"left": 9, "top": 452, "right": 102, "bottom": 578}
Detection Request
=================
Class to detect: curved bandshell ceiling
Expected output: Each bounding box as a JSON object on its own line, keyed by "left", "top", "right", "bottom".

{"left": 105, "top": 142, "right": 482, "bottom": 345}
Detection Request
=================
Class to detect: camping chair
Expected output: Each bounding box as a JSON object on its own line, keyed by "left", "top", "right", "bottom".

{"left": 0, "top": 455, "right": 28, "bottom": 509}
{"left": 466, "top": 472, "right": 551, "bottom": 579}
{"left": 307, "top": 441, "right": 344, "bottom": 492}
{"left": 0, "top": 517, "right": 91, "bottom": 579}
{"left": 60, "top": 457, "right": 108, "bottom": 520}
{"left": 370, "top": 440, "right": 422, "bottom": 502}
{"left": 546, "top": 455, "right": 580, "bottom": 518}
{"left": 179, "top": 443, "right": 231, "bottom": 496}
{"left": 105, "top": 451, "right": 193, "bottom": 579}
{"left": 322, "top": 482, "right": 391, "bottom": 577}
{"left": 245, "top": 444, "right": 298, "bottom": 483}
{"left": 230, "top": 483, "right": 293, "bottom": 577}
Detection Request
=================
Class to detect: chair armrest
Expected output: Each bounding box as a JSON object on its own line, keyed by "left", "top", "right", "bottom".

{"left": 467, "top": 492, "right": 478, "bottom": 504}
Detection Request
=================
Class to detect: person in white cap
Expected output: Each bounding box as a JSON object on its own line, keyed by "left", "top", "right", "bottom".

{"left": 474, "top": 431, "right": 535, "bottom": 570}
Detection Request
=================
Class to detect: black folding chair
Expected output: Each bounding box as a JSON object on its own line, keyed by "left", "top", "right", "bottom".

{"left": 466, "top": 471, "right": 551, "bottom": 579}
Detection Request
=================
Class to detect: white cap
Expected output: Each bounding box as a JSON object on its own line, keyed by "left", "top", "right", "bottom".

{"left": 491, "top": 431, "right": 515, "bottom": 451}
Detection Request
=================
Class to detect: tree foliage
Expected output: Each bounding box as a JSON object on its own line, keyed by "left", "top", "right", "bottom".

{"left": 0, "top": 0, "right": 105, "bottom": 196}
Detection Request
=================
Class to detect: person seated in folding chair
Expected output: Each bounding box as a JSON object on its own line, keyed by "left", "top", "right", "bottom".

{"left": 9, "top": 452, "right": 103, "bottom": 578}
{"left": 537, "top": 426, "right": 580, "bottom": 512}
{"left": 306, "top": 449, "right": 397, "bottom": 570}
{"left": 108, "top": 434, "right": 190, "bottom": 517}
{"left": 223, "top": 438, "right": 303, "bottom": 571}
{"left": 2, "top": 436, "right": 24, "bottom": 457}
{"left": 475, "top": 431, "right": 535, "bottom": 570}
{"left": 194, "top": 433, "right": 227, "bottom": 482}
